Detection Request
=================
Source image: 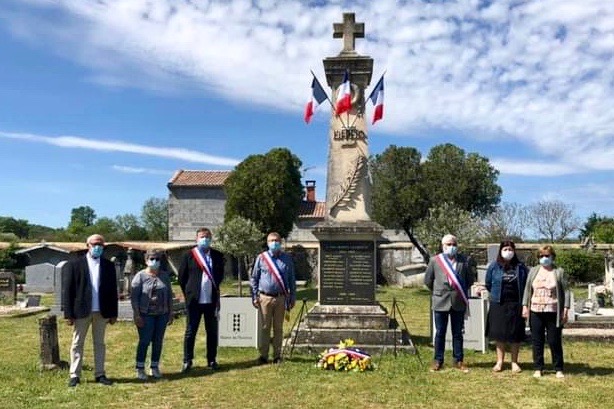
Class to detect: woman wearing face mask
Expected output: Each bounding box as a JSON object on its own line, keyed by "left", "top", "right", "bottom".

{"left": 485, "top": 240, "right": 528, "bottom": 373}
{"left": 131, "top": 248, "right": 174, "bottom": 380}
{"left": 522, "top": 245, "right": 570, "bottom": 379}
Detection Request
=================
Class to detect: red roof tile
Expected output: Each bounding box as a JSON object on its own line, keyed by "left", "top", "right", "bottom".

{"left": 298, "top": 201, "right": 326, "bottom": 219}
{"left": 168, "top": 170, "right": 230, "bottom": 187}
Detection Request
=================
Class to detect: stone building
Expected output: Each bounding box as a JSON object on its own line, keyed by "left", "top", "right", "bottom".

{"left": 167, "top": 170, "right": 326, "bottom": 242}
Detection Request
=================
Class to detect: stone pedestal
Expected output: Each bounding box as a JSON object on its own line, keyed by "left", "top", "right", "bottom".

{"left": 290, "top": 222, "right": 414, "bottom": 353}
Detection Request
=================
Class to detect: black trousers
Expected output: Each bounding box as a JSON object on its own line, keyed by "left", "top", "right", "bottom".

{"left": 183, "top": 303, "right": 218, "bottom": 364}
{"left": 530, "top": 311, "right": 564, "bottom": 371}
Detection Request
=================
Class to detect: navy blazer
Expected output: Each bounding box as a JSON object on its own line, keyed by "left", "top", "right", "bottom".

{"left": 178, "top": 247, "right": 225, "bottom": 307}
{"left": 62, "top": 255, "right": 119, "bottom": 320}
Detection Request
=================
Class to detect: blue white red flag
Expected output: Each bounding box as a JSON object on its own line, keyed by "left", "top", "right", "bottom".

{"left": 368, "top": 75, "right": 384, "bottom": 124}
{"left": 304, "top": 76, "right": 328, "bottom": 124}
{"left": 335, "top": 70, "right": 352, "bottom": 115}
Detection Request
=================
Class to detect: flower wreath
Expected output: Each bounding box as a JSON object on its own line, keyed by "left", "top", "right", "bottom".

{"left": 316, "top": 339, "right": 374, "bottom": 372}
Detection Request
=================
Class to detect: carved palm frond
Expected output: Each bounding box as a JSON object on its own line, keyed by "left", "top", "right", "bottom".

{"left": 330, "top": 153, "right": 366, "bottom": 211}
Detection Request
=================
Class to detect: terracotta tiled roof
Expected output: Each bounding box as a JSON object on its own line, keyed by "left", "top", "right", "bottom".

{"left": 298, "top": 201, "right": 326, "bottom": 219}
{"left": 168, "top": 170, "right": 230, "bottom": 187}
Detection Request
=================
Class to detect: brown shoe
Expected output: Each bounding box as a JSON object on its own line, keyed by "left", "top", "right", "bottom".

{"left": 455, "top": 361, "right": 469, "bottom": 373}
{"left": 430, "top": 361, "right": 442, "bottom": 372}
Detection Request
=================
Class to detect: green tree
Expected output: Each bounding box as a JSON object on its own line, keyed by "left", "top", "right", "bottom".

{"left": 67, "top": 205, "right": 97, "bottom": 236}
{"left": 0, "top": 242, "right": 19, "bottom": 269}
{"left": 215, "top": 216, "right": 264, "bottom": 296}
{"left": 141, "top": 198, "right": 168, "bottom": 241}
{"left": 370, "top": 145, "right": 429, "bottom": 260}
{"left": 89, "top": 217, "right": 123, "bottom": 241}
{"left": 224, "top": 148, "right": 303, "bottom": 238}
{"left": 370, "top": 143, "right": 502, "bottom": 260}
{"left": 116, "top": 214, "right": 149, "bottom": 240}
{"left": 0, "top": 217, "right": 30, "bottom": 238}
{"left": 593, "top": 220, "right": 614, "bottom": 243}
{"left": 422, "top": 144, "right": 501, "bottom": 216}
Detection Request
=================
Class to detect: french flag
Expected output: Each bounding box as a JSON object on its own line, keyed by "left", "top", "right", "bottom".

{"left": 304, "top": 77, "right": 328, "bottom": 124}
{"left": 368, "top": 75, "right": 384, "bottom": 124}
{"left": 335, "top": 70, "right": 352, "bottom": 115}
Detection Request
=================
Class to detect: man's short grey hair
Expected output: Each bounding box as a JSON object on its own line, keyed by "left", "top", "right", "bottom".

{"left": 86, "top": 234, "right": 105, "bottom": 245}
{"left": 441, "top": 234, "right": 457, "bottom": 244}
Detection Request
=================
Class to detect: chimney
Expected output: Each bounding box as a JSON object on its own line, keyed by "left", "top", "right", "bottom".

{"left": 305, "top": 180, "right": 316, "bottom": 202}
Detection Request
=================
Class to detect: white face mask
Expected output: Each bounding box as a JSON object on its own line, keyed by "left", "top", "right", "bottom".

{"left": 501, "top": 250, "right": 514, "bottom": 260}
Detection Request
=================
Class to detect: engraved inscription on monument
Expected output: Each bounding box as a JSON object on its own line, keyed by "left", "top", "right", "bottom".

{"left": 319, "top": 241, "right": 376, "bottom": 305}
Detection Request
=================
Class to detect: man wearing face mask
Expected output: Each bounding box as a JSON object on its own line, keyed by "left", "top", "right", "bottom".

{"left": 178, "top": 228, "right": 225, "bottom": 372}
{"left": 63, "top": 234, "right": 118, "bottom": 387}
{"left": 250, "top": 232, "right": 296, "bottom": 364}
{"left": 424, "top": 234, "right": 475, "bottom": 373}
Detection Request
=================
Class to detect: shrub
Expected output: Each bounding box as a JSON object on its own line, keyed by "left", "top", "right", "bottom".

{"left": 556, "top": 249, "right": 604, "bottom": 284}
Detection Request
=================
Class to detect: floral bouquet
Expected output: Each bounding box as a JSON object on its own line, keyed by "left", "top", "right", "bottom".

{"left": 595, "top": 285, "right": 613, "bottom": 307}
{"left": 316, "top": 339, "right": 374, "bottom": 372}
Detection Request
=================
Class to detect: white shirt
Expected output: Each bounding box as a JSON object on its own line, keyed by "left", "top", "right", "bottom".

{"left": 198, "top": 252, "right": 213, "bottom": 304}
{"left": 86, "top": 252, "right": 101, "bottom": 312}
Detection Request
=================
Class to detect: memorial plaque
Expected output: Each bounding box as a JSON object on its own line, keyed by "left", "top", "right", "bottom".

{"left": 0, "top": 270, "right": 16, "bottom": 304}
{"left": 319, "top": 241, "right": 376, "bottom": 305}
{"left": 218, "top": 297, "right": 260, "bottom": 347}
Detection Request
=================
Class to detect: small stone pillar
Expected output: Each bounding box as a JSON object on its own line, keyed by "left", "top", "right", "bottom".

{"left": 123, "top": 248, "right": 135, "bottom": 296}
{"left": 39, "top": 314, "right": 61, "bottom": 370}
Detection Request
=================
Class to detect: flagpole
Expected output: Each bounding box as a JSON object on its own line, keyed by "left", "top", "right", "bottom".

{"left": 310, "top": 70, "right": 348, "bottom": 129}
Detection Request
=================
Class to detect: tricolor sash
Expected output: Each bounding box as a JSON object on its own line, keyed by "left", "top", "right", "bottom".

{"left": 434, "top": 253, "right": 468, "bottom": 306}
{"left": 191, "top": 247, "right": 217, "bottom": 291}
{"left": 260, "top": 251, "right": 289, "bottom": 296}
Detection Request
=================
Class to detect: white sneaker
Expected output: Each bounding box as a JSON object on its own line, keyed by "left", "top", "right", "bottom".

{"left": 151, "top": 368, "right": 162, "bottom": 379}
{"left": 136, "top": 368, "right": 147, "bottom": 380}
{"left": 533, "top": 370, "right": 542, "bottom": 378}
{"left": 556, "top": 371, "right": 565, "bottom": 379}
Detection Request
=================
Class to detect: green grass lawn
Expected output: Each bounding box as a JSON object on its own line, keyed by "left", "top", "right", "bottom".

{"left": 1, "top": 286, "right": 613, "bottom": 409}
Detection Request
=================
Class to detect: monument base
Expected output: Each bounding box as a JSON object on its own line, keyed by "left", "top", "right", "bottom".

{"left": 288, "top": 303, "right": 414, "bottom": 354}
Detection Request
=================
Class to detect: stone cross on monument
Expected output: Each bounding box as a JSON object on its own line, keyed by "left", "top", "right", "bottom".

{"left": 333, "top": 13, "right": 364, "bottom": 55}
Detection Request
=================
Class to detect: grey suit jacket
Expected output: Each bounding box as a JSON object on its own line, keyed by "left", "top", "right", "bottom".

{"left": 424, "top": 253, "right": 475, "bottom": 312}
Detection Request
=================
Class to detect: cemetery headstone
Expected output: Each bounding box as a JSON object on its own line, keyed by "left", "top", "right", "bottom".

{"left": 25, "top": 263, "right": 55, "bottom": 293}
{"left": 39, "top": 314, "right": 62, "bottom": 370}
{"left": 0, "top": 270, "right": 16, "bottom": 305}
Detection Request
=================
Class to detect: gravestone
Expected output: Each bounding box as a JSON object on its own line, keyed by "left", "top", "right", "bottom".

{"left": 432, "top": 298, "right": 489, "bottom": 353}
{"left": 292, "top": 13, "right": 410, "bottom": 353}
{"left": 0, "top": 270, "right": 16, "bottom": 305}
{"left": 50, "top": 261, "right": 68, "bottom": 315}
{"left": 25, "top": 263, "right": 55, "bottom": 293}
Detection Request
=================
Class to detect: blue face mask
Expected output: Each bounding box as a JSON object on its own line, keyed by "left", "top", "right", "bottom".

{"left": 197, "top": 237, "right": 211, "bottom": 249}
{"left": 268, "top": 241, "right": 282, "bottom": 252}
{"left": 90, "top": 245, "right": 104, "bottom": 258}
{"left": 539, "top": 256, "right": 552, "bottom": 266}
{"left": 147, "top": 259, "right": 161, "bottom": 270}
{"left": 443, "top": 245, "right": 457, "bottom": 257}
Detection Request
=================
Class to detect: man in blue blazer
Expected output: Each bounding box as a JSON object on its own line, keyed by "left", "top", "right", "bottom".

{"left": 178, "top": 227, "right": 225, "bottom": 372}
{"left": 63, "top": 234, "right": 118, "bottom": 387}
{"left": 424, "top": 234, "right": 474, "bottom": 373}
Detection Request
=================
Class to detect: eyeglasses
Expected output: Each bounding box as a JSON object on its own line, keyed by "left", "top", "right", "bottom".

{"left": 148, "top": 258, "right": 160, "bottom": 261}
{"left": 539, "top": 254, "right": 551, "bottom": 257}
{"left": 443, "top": 243, "right": 457, "bottom": 246}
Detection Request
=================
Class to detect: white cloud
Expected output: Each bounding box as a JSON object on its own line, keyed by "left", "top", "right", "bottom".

{"left": 111, "top": 165, "right": 171, "bottom": 176}
{"left": 491, "top": 158, "right": 578, "bottom": 176}
{"left": 0, "top": 131, "right": 240, "bottom": 166}
{"left": 1, "top": 0, "right": 614, "bottom": 174}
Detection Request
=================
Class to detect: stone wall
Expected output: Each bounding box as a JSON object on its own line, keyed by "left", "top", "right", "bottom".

{"left": 168, "top": 186, "right": 226, "bottom": 241}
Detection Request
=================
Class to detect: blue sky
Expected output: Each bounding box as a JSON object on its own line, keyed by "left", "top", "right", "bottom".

{"left": 0, "top": 0, "right": 612, "bottom": 229}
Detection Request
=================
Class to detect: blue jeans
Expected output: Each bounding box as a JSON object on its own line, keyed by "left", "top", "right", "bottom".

{"left": 136, "top": 313, "right": 170, "bottom": 369}
{"left": 433, "top": 309, "right": 465, "bottom": 364}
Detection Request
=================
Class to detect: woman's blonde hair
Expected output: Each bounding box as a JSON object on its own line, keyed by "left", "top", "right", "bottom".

{"left": 538, "top": 245, "right": 556, "bottom": 260}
